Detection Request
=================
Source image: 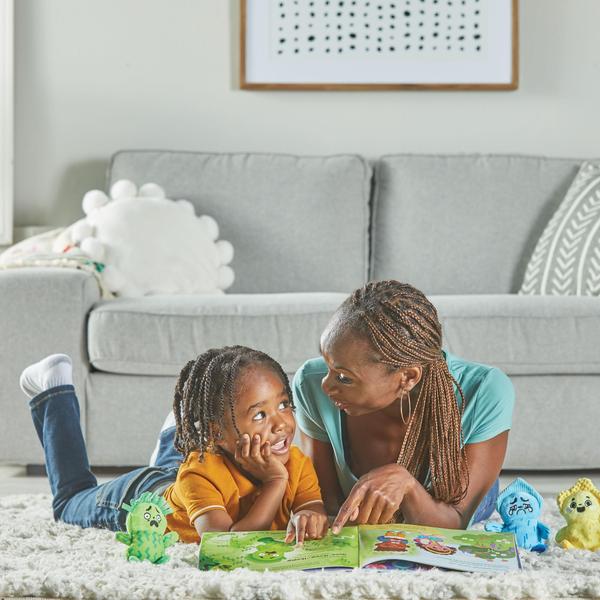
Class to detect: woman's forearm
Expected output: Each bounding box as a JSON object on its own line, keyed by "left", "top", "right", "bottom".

{"left": 229, "top": 478, "right": 288, "bottom": 532}
{"left": 401, "top": 436, "right": 508, "bottom": 529}
{"left": 400, "top": 479, "right": 466, "bottom": 529}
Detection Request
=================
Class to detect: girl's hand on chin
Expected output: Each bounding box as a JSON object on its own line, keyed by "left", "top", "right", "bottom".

{"left": 234, "top": 433, "right": 289, "bottom": 483}
{"left": 331, "top": 464, "right": 416, "bottom": 533}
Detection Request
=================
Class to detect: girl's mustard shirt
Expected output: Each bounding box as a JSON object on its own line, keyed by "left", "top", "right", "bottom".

{"left": 163, "top": 446, "right": 322, "bottom": 543}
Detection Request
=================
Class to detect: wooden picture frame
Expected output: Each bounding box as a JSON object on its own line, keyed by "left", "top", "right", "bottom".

{"left": 240, "top": 0, "right": 518, "bottom": 91}
{"left": 0, "top": 0, "right": 13, "bottom": 244}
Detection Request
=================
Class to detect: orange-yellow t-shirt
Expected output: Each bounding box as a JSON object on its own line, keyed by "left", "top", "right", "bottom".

{"left": 163, "top": 446, "right": 323, "bottom": 543}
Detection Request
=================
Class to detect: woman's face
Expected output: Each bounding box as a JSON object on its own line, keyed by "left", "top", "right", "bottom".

{"left": 320, "top": 330, "right": 406, "bottom": 417}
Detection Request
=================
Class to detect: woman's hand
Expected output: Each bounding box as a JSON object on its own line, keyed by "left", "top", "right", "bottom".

{"left": 234, "top": 433, "right": 289, "bottom": 483}
{"left": 331, "top": 464, "right": 416, "bottom": 534}
{"left": 285, "top": 509, "right": 329, "bottom": 545}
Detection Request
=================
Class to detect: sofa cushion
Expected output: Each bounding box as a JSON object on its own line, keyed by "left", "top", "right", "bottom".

{"left": 88, "top": 293, "right": 347, "bottom": 376}
{"left": 433, "top": 294, "right": 600, "bottom": 375}
{"left": 372, "top": 154, "right": 586, "bottom": 294}
{"left": 89, "top": 293, "right": 600, "bottom": 378}
{"left": 108, "top": 151, "right": 371, "bottom": 294}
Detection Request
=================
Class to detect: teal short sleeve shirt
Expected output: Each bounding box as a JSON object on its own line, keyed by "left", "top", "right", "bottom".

{"left": 292, "top": 351, "right": 515, "bottom": 499}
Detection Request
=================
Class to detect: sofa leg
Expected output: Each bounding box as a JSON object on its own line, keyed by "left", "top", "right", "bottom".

{"left": 26, "top": 464, "right": 47, "bottom": 476}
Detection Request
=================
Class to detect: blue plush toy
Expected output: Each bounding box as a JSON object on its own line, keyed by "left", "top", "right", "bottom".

{"left": 484, "top": 478, "right": 550, "bottom": 553}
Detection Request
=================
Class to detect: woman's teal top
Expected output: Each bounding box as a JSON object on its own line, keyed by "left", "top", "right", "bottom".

{"left": 292, "top": 350, "right": 515, "bottom": 500}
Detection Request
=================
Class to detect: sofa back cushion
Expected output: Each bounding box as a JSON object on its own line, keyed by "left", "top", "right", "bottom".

{"left": 108, "top": 151, "right": 371, "bottom": 293}
{"left": 371, "top": 154, "right": 584, "bottom": 294}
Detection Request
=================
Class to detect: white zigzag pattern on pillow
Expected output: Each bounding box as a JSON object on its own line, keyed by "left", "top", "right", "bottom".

{"left": 584, "top": 236, "right": 600, "bottom": 295}
{"left": 548, "top": 186, "right": 600, "bottom": 295}
{"left": 519, "top": 223, "right": 556, "bottom": 295}
{"left": 519, "top": 194, "right": 577, "bottom": 295}
{"left": 577, "top": 191, "right": 600, "bottom": 294}
{"left": 519, "top": 164, "right": 599, "bottom": 295}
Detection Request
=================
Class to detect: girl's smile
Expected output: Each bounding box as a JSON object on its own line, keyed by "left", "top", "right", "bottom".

{"left": 270, "top": 436, "right": 291, "bottom": 455}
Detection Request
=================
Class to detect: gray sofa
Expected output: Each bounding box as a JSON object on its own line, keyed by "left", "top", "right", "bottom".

{"left": 1, "top": 151, "right": 598, "bottom": 470}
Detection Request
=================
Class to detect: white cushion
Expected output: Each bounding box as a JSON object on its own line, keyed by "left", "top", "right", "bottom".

{"left": 57, "top": 180, "right": 235, "bottom": 297}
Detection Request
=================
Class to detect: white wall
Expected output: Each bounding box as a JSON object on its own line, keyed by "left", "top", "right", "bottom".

{"left": 0, "top": 0, "right": 13, "bottom": 244}
{"left": 14, "top": 0, "right": 600, "bottom": 227}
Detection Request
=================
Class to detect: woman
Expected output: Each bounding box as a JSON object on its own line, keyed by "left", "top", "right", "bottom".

{"left": 292, "top": 280, "right": 514, "bottom": 532}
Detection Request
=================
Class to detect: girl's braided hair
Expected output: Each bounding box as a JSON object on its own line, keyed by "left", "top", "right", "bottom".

{"left": 331, "top": 280, "right": 469, "bottom": 506}
{"left": 173, "top": 345, "right": 293, "bottom": 460}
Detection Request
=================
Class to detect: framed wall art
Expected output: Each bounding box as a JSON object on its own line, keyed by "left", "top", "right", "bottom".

{"left": 240, "top": 0, "right": 518, "bottom": 90}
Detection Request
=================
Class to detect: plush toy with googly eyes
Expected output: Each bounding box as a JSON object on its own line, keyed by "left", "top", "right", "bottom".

{"left": 484, "top": 478, "right": 549, "bottom": 552}
{"left": 54, "top": 180, "right": 234, "bottom": 297}
{"left": 115, "top": 492, "right": 179, "bottom": 564}
{"left": 555, "top": 478, "right": 600, "bottom": 550}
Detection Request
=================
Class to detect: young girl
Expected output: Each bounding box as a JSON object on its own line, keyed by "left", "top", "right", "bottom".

{"left": 20, "top": 345, "right": 328, "bottom": 545}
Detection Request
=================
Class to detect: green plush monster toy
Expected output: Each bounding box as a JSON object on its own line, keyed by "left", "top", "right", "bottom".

{"left": 115, "top": 491, "right": 179, "bottom": 564}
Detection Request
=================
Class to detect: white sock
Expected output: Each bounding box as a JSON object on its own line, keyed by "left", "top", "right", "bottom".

{"left": 19, "top": 354, "right": 73, "bottom": 399}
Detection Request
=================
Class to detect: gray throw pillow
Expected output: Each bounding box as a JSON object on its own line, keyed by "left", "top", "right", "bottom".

{"left": 520, "top": 161, "right": 600, "bottom": 296}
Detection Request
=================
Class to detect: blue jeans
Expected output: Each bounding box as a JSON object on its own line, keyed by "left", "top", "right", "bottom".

{"left": 29, "top": 385, "right": 182, "bottom": 531}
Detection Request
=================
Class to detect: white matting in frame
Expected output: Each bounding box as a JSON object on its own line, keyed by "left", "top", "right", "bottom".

{"left": 241, "top": 0, "right": 518, "bottom": 89}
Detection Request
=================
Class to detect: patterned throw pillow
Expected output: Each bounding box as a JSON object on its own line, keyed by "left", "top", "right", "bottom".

{"left": 520, "top": 162, "right": 600, "bottom": 296}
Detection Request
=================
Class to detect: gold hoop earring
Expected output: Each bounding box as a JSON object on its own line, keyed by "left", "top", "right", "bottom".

{"left": 400, "top": 389, "right": 412, "bottom": 425}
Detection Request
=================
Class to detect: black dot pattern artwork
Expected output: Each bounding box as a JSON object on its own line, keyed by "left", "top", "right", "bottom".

{"left": 274, "top": 0, "right": 483, "bottom": 56}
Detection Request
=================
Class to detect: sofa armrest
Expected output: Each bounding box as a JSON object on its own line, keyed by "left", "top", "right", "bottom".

{"left": 0, "top": 268, "right": 101, "bottom": 464}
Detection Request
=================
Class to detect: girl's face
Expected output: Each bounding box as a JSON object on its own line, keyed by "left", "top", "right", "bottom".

{"left": 219, "top": 365, "right": 296, "bottom": 464}
{"left": 320, "top": 330, "right": 407, "bottom": 417}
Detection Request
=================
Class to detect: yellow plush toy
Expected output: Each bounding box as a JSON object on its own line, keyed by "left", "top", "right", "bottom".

{"left": 556, "top": 478, "right": 600, "bottom": 550}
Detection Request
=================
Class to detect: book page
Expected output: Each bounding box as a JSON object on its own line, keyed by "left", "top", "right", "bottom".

{"left": 199, "top": 527, "right": 358, "bottom": 571}
{"left": 358, "top": 524, "right": 521, "bottom": 573}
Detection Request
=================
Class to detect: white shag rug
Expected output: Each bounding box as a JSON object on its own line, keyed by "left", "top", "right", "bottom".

{"left": 1, "top": 494, "right": 600, "bottom": 600}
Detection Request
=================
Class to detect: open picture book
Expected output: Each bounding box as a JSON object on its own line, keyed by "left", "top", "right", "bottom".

{"left": 198, "top": 523, "right": 521, "bottom": 573}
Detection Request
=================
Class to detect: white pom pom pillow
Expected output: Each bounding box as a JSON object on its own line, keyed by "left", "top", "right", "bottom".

{"left": 55, "top": 180, "right": 234, "bottom": 297}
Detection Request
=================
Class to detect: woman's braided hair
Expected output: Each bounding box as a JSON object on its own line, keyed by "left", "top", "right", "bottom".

{"left": 173, "top": 345, "right": 293, "bottom": 460}
{"left": 334, "top": 280, "right": 469, "bottom": 506}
